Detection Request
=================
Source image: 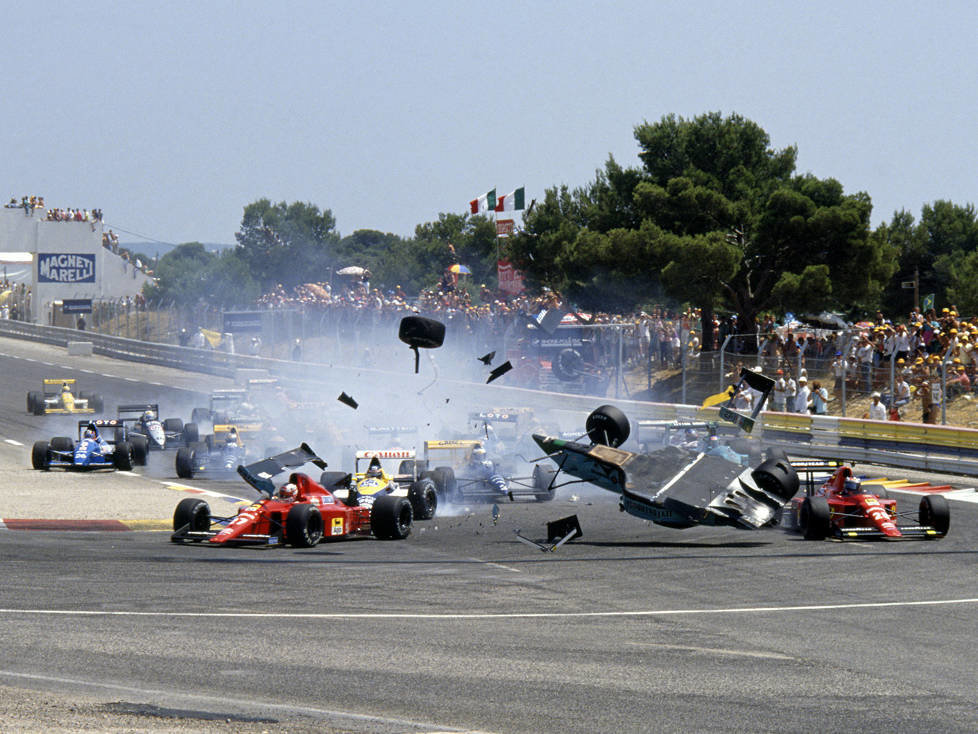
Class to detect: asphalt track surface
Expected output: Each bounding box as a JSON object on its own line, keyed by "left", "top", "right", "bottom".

{"left": 1, "top": 338, "right": 978, "bottom": 733}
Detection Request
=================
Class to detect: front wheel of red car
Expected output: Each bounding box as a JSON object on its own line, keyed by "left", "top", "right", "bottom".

{"left": 372, "top": 495, "right": 413, "bottom": 540}
{"left": 286, "top": 503, "right": 323, "bottom": 547}
{"left": 173, "top": 498, "right": 210, "bottom": 534}
{"left": 800, "top": 496, "right": 831, "bottom": 540}
{"left": 919, "top": 495, "right": 950, "bottom": 537}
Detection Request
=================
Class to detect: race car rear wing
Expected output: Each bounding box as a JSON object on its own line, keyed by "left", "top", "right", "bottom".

{"left": 717, "top": 368, "right": 774, "bottom": 433}
{"left": 117, "top": 403, "right": 160, "bottom": 416}
{"left": 237, "top": 443, "right": 327, "bottom": 497}
{"left": 355, "top": 449, "right": 416, "bottom": 460}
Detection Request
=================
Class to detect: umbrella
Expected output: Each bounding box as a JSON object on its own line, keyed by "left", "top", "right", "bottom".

{"left": 449, "top": 264, "right": 471, "bottom": 275}
{"left": 336, "top": 266, "right": 366, "bottom": 276}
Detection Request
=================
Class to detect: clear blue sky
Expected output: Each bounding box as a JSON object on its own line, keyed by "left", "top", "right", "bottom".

{"left": 2, "top": 0, "right": 975, "bottom": 248}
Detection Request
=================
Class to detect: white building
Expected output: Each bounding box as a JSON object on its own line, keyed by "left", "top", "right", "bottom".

{"left": 0, "top": 203, "right": 152, "bottom": 324}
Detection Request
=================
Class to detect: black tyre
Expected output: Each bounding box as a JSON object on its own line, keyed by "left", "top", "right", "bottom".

{"left": 32, "top": 394, "right": 45, "bottom": 415}
{"left": 532, "top": 464, "right": 558, "bottom": 501}
{"left": 372, "top": 495, "right": 413, "bottom": 540}
{"left": 163, "top": 418, "right": 184, "bottom": 434}
{"left": 113, "top": 441, "right": 134, "bottom": 471}
{"left": 408, "top": 478, "right": 438, "bottom": 520}
{"left": 751, "top": 457, "right": 800, "bottom": 502}
{"left": 552, "top": 347, "right": 585, "bottom": 382}
{"left": 114, "top": 428, "right": 126, "bottom": 444}
{"left": 398, "top": 315, "right": 445, "bottom": 349}
{"left": 50, "top": 436, "right": 74, "bottom": 452}
{"left": 182, "top": 422, "right": 199, "bottom": 445}
{"left": 800, "top": 496, "right": 831, "bottom": 540}
{"left": 766, "top": 448, "right": 789, "bottom": 463}
{"left": 31, "top": 440, "right": 49, "bottom": 470}
{"left": 286, "top": 503, "right": 324, "bottom": 547}
{"left": 585, "top": 405, "right": 630, "bottom": 447}
{"left": 175, "top": 447, "right": 196, "bottom": 479}
{"left": 427, "top": 467, "right": 457, "bottom": 502}
{"left": 919, "top": 495, "right": 950, "bottom": 536}
{"left": 27, "top": 391, "right": 39, "bottom": 414}
{"left": 319, "top": 471, "right": 350, "bottom": 489}
{"left": 191, "top": 407, "right": 209, "bottom": 424}
{"left": 398, "top": 459, "right": 427, "bottom": 476}
{"left": 131, "top": 436, "right": 149, "bottom": 466}
{"left": 172, "top": 497, "right": 210, "bottom": 534}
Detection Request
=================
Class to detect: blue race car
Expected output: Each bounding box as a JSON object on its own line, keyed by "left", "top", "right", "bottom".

{"left": 31, "top": 420, "right": 139, "bottom": 471}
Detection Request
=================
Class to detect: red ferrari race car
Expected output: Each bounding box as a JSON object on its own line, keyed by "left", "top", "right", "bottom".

{"left": 785, "top": 461, "right": 950, "bottom": 541}
{"left": 170, "top": 444, "right": 413, "bottom": 547}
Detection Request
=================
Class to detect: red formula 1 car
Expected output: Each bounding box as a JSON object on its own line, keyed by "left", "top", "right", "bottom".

{"left": 786, "top": 462, "right": 950, "bottom": 541}
{"left": 170, "top": 444, "right": 413, "bottom": 546}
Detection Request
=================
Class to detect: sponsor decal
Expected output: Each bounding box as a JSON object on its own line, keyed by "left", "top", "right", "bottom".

{"left": 37, "top": 253, "right": 96, "bottom": 283}
{"left": 331, "top": 517, "right": 344, "bottom": 535}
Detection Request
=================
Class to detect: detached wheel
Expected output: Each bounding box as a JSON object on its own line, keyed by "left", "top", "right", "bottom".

{"left": 800, "top": 496, "right": 831, "bottom": 540}
{"left": 408, "top": 478, "right": 438, "bottom": 520}
{"left": 372, "top": 495, "right": 413, "bottom": 540}
{"left": 532, "top": 464, "right": 557, "bottom": 502}
{"left": 751, "top": 457, "right": 800, "bottom": 502}
{"left": 182, "top": 422, "right": 199, "bottom": 445}
{"left": 175, "top": 447, "right": 196, "bottom": 479}
{"left": 585, "top": 405, "right": 630, "bottom": 447}
{"left": 286, "top": 503, "right": 324, "bottom": 547}
{"left": 172, "top": 498, "right": 210, "bottom": 534}
{"left": 919, "top": 495, "right": 950, "bottom": 536}
{"left": 31, "top": 440, "right": 50, "bottom": 470}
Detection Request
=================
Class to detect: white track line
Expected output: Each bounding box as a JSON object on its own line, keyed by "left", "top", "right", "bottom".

{"left": 4, "top": 439, "right": 23, "bottom": 446}
{"left": 0, "top": 597, "right": 976, "bottom": 620}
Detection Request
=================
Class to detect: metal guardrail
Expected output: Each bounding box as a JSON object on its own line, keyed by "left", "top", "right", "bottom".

{"left": 3, "top": 319, "right": 978, "bottom": 477}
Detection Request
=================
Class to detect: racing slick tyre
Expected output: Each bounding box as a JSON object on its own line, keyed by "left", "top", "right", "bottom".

{"left": 426, "top": 467, "right": 457, "bottom": 503}
{"left": 585, "top": 405, "right": 630, "bottom": 447}
{"left": 50, "top": 436, "right": 74, "bottom": 452}
{"left": 182, "top": 422, "right": 199, "bottom": 445}
{"left": 175, "top": 447, "right": 197, "bottom": 479}
{"left": 408, "top": 478, "right": 438, "bottom": 520}
{"left": 319, "top": 471, "right": 350, "bottom": 490}
{"left": 766, "top": 448, "right": 789, "bottom": 463}
{"left": 32, "top": 394, "right": 45, "bottom": 415}
{"left": 191, "top": 408, "right": 210, "bottom": 425}
{"left": 800, "top": 496, "right": 831, "bottom": 540}
{"left": 113, "top": 441, "right": 134, "bottom": 471}
{"left": 371, "top": 495, "right": 413, "bottom": 540}
{"left": 163, "top": 418, "right": 183, "bottom": 434}
{"left": 285, "top": 503, "right": 324, "bottom": 547}
{"left": 131, "top": 436, "right": 149, "bottom": 466}
{"left": 532, "top": 464, "right": 558, "bottom": 502}
{"left": 552, "top": 348, "right": 585, "bottom": 382}
{"left": 27, "top": 391, "right": 40, "bottom": 414}
{"left": 31, "top": 441, "right": 50, "bottom": 470}
{"left": 172, "top": 498, "right": 211, "bottom": 535}
{"left": 751, "top": 457, "right": 800, "bottom": 502}
{"left": 398, "top": 459, "right": 427, "bottom": 476}
{"left": 919, "top": 494, "right": 950, "bottom": 537}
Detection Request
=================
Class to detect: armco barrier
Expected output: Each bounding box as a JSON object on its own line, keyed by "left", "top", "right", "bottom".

{"left": 3, "top": 319, "right": 978, "bottom": 477}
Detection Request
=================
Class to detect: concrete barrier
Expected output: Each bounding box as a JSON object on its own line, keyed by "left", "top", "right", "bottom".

{"left": 66, "top": 341, "right": 94, "bottom": 356}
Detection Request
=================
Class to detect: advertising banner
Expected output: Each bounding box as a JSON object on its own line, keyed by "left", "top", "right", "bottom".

{"left": 497, "top": 259, "right": 525, "bottom": 295}
{"left": 61, "top": 299, "right": 93, "bottom": 314}
{"left": 37, "top": 253, "right": 96, "bottom": 283}
{"left": 223, "top": 310, "right": 264, "bottom": 333}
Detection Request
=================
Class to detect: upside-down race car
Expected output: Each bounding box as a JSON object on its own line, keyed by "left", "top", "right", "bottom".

{"left": 318, "top": 449, "right": 440, "bottom": 520}
{"left": 170, "top": 444, "right": 413, "bottom": 546}
{"left": 31, "top": 420, "right": 145, "bottom": 471}
{"left": 786, "top": 462, "right": 950, "bottom": 541}
{"left": 27, "top": 378, "right": 104, "bottom": 415}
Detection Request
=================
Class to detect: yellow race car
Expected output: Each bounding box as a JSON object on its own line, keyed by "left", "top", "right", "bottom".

{"left": 27, "top": 379, "right": 104, "bottom": 416}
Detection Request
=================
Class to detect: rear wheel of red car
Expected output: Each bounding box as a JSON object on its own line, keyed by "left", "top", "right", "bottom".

{"left": 114, "top": 441, "right": 134, "bottom": 471}
{"left": 800, "top": 496, "right": 831, "bottom": 540}
{"left": 31, "top": 441, "right": 50, "bottom": 470}
{"left": 372, "top": 495, "right": 413, "bottom": 540}
{"left": 408, "top": 478, "right": 438, "bottom": 520}
{"left": 286, "top": 503, "right": 323, "bottom": 547}
{"left": 919, "top": 495, "right": 950, "bottom": 536}
{"left": 175, "top": 447, "right": 196, "bottom": 479}
{"left": 172, "top": 498, "right": 211, "bottom": 534}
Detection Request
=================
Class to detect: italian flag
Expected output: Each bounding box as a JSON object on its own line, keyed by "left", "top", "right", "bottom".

{"left": 469, "top": 189, "right": 496, "bottom": 214}
{"left": 494, "top": 187, "right": 525, "bottom": 211}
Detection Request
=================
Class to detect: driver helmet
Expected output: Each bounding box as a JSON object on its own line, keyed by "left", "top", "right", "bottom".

{"left": 226, "top": 429, "right": 239, "bottom": 445}
{"left": 366, "top": 457, "right": 383, "bottom": 478}
{"left": 142, "top": 410, "right": 156, "bottom": 422}
{"left": 62, "top": 383, "right": 72, "bottom": 393}
{"left": 843, "top": 477, "right": 862, "bottom": 494}
{"left": 277, "top": 483, "right": 298, "bottom": 501}
{"left": 84, "top": 427, "right": 96, "bottom": 439}
{"left": 471, "top": 445, "right": 487, "bottom": 461}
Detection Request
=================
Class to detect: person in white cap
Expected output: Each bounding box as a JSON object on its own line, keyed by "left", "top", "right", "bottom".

{"left": 794, "top": 376, "right": 811, "bottom": 413}
{"left": 867, "top": 391, "right": 887, "bottom": 421}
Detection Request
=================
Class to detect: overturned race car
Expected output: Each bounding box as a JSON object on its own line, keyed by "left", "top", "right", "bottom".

{"left": 171, "top": 444, "right": 413, "bottom": 546}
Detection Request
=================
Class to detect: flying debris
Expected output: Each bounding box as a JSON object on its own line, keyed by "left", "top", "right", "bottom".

{"left": 399, "top": 316, "right": 446, "bottom": 373}
{"left": 515, "top": 515, "right": 583, "bottom": 552}
{"left": 337, "top": 392, "right": 359, "bottom": 410}
{"left": 486, "top": 361, "right": 513, "bottom": 384}
{"left": 478, "top": 351, "right": 496, "bottom": 365}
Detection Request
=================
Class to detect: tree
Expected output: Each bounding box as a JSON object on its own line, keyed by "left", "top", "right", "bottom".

{"left": 143, "top": 242, "right": 258, "bottom": 308}
{"left": 234, "top": 199, "right": 339, "bottom": 290}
